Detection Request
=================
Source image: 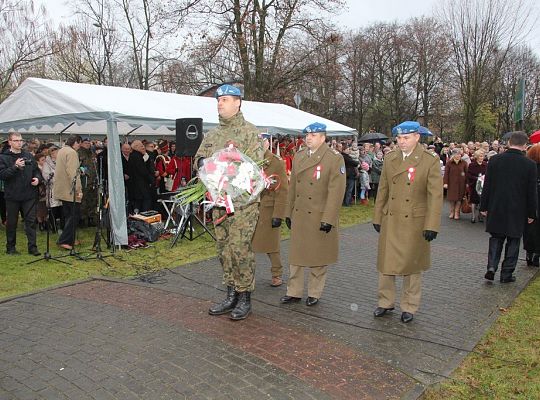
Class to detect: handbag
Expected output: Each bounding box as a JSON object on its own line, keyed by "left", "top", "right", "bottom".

{"left": 461, "top": 194, "right": 472, "bottom": 214}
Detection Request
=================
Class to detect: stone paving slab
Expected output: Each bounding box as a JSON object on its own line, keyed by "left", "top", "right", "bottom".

{"left": 0, "top": 205, "right": 538, "bottom": 399}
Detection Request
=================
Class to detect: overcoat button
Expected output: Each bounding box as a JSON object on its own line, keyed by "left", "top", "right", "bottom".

{"left": 405, "top": 215, "right": 408, "bottom": 218}
{"left": 406, "top": 199, "right": 409, "bottom": 202}
{"left": 308, "top": 211, "right": 311, "bottom": 214}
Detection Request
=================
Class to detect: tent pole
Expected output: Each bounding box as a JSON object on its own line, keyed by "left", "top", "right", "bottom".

{"left": 106, "top": 118, "right": 128, "bottom": 246}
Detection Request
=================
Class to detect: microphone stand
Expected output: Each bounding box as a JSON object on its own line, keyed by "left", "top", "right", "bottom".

{"left": 85, "top": 155, "right": 112, "bottom": 266}
{"left": 27, "top": 175, "right": 70, "bottom": 266}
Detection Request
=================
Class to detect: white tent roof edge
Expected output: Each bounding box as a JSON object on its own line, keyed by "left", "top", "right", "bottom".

{"left": 0, "top": 78, "right": 358, "bottom": 137}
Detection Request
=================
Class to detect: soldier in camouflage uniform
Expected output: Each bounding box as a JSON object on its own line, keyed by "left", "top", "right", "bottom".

{"left": 77, "top": 138, "right": 97, "bottom": 227}
{"left": 196, "top": 84, "right": 265, "bottom": 321}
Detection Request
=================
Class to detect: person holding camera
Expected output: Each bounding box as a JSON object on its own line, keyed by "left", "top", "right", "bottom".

{"left": 0, "top": 132, "right": 43, "bottom": 255}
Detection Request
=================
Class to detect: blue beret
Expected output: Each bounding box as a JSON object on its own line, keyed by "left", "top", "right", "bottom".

{"left": 215, "top": 84, "right": 242, "bottom": 98}
{"left": 303, "top": 122, "right": 327, "bottom": 134}
{"left": 418, "top": 126, "right": 433, "bottom": 136}
{"left": 391, "top": 121, "right": 420, "bottom": 136}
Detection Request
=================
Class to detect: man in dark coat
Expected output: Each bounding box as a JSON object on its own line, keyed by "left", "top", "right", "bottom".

{"left": 342, "top": 145, "right": 359, "bottom": 206}
{"left": 0, "top": 132, "right": 43, "bottom": 255}
{"left": 480, "top": 131, "right": 537, "bottom": 283}
{"left": 128, "top": 140, "right": 155, "bottom": 213}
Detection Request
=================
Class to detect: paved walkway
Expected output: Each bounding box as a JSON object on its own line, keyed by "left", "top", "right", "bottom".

{"left": 1, "top": 208, "right": 538, "bottom": 399}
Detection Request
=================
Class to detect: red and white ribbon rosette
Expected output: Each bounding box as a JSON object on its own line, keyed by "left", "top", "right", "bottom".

{"left": 199, "top": 145, "right": 266, "bottom": 220}
{"left": 407, "top": 167, "right": 416, "bottom": 183}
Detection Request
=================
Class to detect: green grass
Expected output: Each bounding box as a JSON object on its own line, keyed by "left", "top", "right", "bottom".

{"left": 423, "top": 275, "right": 540, "bottom": 400}
{"left": 0, "top": 201, "right": 374, "bottom": 299}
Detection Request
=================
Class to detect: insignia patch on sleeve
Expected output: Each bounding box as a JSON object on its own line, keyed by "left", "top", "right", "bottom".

{"left": 340, "top": 165, "right": 345, "bottom": 174}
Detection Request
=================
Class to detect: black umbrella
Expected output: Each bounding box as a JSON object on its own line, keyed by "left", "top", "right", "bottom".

{"left": 357, "top": 132, "right": 388, "bottom": 142}
{"left": 502, "top": 131, "right": 519, "bottom": 141}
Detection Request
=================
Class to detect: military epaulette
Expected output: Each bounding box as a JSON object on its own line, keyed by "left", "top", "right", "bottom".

{"left": 331, "top": 148, "right": 340, "bottom": 155}
{"left": 385, "top": 150, "right": 398, "bottom": 160}
{"left": 296, "top": 147, "right": 306, "bottom": 153}
{"left": 423, "top": 149, "right": 439, "bottom": 158}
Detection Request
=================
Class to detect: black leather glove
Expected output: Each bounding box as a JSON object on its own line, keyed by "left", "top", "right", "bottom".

{"left": 196, "top": 157, "right": 205, "bottom": 169}
{"left": 271, "top": 218, "right": 282, "bottom": 228}
{"left": 285, "top": 217, "right": 292, "bottom": 229}
{"left": 373, "top": 224, "right": 381, "bottom": 233}
{"left": 423, "top": 230, "right": 438, "bottom": 242}
{"left": 320, "top": 222, "right": 332, "bottom": 233}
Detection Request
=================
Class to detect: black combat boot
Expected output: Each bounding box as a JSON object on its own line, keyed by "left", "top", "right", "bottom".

{"left": 533, "top": 254, "right": 540, "bottom": 267}
{"left": 208, "top": 286, "right": 238, "bottom": 315}
{"left": 230, "top": 291, "right": 251, "bottom": 320}
{"left": 526, "top": 252, "right": 534, "bottom": 266}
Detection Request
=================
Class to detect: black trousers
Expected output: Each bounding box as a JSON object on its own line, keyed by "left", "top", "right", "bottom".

{"left": 487, "top": 234, "right": 521, "bottom": 279}
{"left": 5, "top": 198, "right": 37, "bottom": 251}
{"left": 0, "top": 191, "right": 6, "bottom": 223}
{"left": 58, "top": 201, "right": 80, "bottom": 245}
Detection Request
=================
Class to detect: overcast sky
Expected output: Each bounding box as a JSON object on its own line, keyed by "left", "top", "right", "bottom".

{"left": 38, "top": 0, "right": 539, "bottom": 55}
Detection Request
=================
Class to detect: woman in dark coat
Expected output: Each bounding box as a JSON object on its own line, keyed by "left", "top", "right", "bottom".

{"left": 467, "top": 149, "right": 487, "bottom": 223}
{"left": 443, "top": 148, "right": 468, "bottom": 219}
{"left": 523, "top": 144, "right": 540, "bottom": 267}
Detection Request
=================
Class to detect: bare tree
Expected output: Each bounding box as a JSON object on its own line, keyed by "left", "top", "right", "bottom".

{"left": 406, "top": 17, "right": 452, "bottom": 127}
{"left": 190, "top": 0, "right": 345, "bottom": 101}
{"left": 438, "top": 0, "right": 534, "bottom": 140}
{"left": 0, "top": 0, "right": 51, "bottom": 101}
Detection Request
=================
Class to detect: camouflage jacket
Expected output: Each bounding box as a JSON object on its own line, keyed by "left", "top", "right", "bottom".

{"left": 196, "top": 111, "right": 264, "bottom": 163}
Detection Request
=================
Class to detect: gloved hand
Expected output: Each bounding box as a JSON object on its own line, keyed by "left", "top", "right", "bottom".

{"left": 423, "top": 230, "right": 438, "bottom": 242}
{"left": 196, "top": 157, "right": 205, "bottom": 169}
{"left": 285, "top": 217, "right": 292, "bottom": 229}
{"left": 320, "top": 222, "right": 332, "bottom": 233}
{"left": 373, "top": 224, "right": 381, "bottom": 233}
{"left": 271, "top": 218, "right": 282, "bottom": 228}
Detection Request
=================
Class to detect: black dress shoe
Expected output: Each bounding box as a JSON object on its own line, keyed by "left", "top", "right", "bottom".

{"left": 280, "top": 295, "right": 301, "bottom": 304}
{"left": 28, "top": 248, "right": 41, "bottom": 256}
{"left": 6, "top": 248, "right": 19, "bottom": 255}
{"left": 532, "top": 255, "right": 540, "bottom": 267}
{"left": 306, "top": 297, "right": 319, "bottom": 306}
{"left": 500, "top": 276, "right": 516, "bottom": 283}
{"left": 484, "top": 270, "right": 495, "bottom": 281}
{"left": 401, "top": 312, "right": 414, "bottom": 323}
{"left": 373, "top": 307, "right": 394, "bottom": 317}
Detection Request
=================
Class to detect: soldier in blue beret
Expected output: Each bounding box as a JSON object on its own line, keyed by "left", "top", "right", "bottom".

{"left": 303, "top": 122, "right": 327, "bottom": 134}
{"left": 391, "top": 121, "right": 420, "bottom": 136}
{"left": 372, "top": 120, "right": 443, "bottom": 323}
{"left": 215, "top": 84, "right": 242, "bottom": 98}
{"left": 281, "top": 122, "right": 346, "bottom": 306}
{"left": 197, "top": 82, "right": 265, "bottom": 321}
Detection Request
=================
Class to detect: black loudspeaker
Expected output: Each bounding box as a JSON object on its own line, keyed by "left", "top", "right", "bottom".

{"left": 175, "top": 118, "right": 203, "bottom": 157}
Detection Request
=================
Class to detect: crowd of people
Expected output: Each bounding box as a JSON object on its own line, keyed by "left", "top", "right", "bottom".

{"left": 1, "top": 100, "right": 538, "bottom": 324}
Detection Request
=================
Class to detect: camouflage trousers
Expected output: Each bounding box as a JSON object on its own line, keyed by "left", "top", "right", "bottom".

{"left": 213, "top": 202, "right": 259, "bottom": 292}
{"left": 80, "top": 187, "right": 97, "bottom": 220}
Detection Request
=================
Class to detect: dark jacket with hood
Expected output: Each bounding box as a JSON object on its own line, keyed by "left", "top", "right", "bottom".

{"left": 0, "top": 148, "right": 43, "bottom": 201}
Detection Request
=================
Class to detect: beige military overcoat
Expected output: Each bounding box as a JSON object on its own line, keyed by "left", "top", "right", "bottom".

{"left": 252, "top": 150, "right": 289, "bottom": 253}
{"left": 286, "top": 143, "right": 346, "bottom": 267}
{"left": 373, "top": 144, "right": 443, "bottom": 275}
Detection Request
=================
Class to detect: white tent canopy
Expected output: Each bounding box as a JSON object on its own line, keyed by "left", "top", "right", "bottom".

{"left": 0, "top": 78, "right": 358, "bottom": 137}
{"left": 0, "top": 78, "right": 357, "bottom": 247}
